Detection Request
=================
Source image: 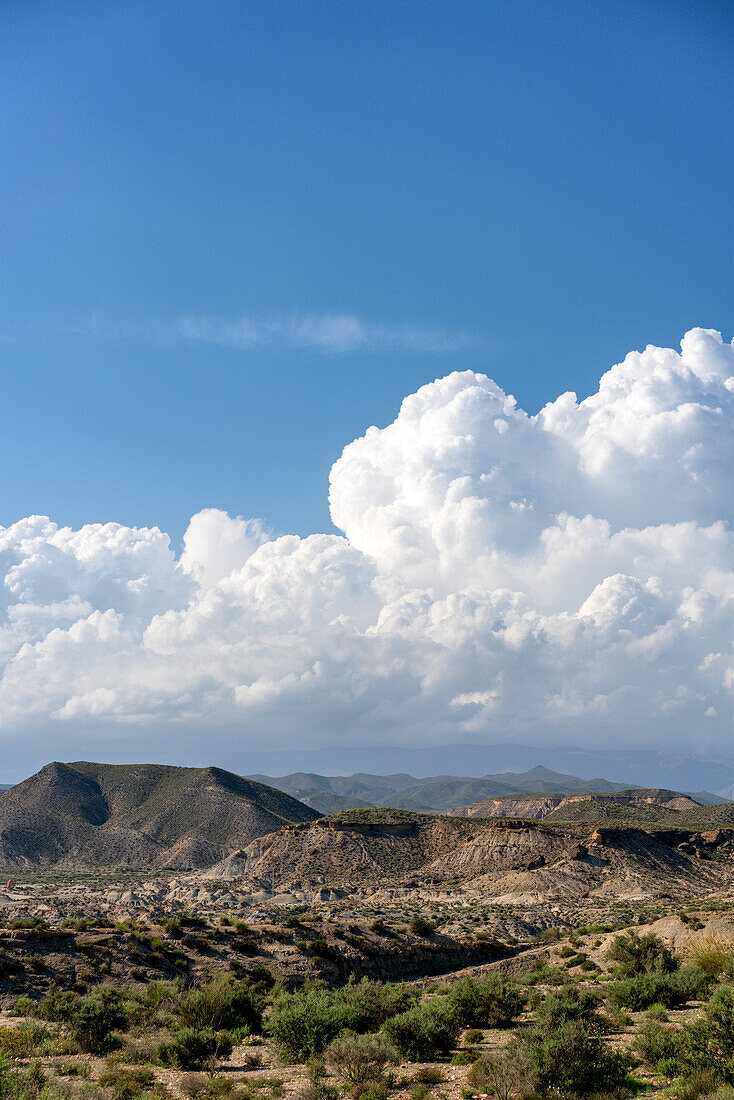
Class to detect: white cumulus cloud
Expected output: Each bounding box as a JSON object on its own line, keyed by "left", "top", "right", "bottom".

{"left": 0, "top": 328, "right": 732, "bottom": 756}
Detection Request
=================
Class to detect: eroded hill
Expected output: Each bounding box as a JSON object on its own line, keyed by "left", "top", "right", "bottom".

{"left": 448, "top": 787, "right": 711, "bottom": 823}
{"left": 201, "top": 808, "right": 734, "bottom": 904}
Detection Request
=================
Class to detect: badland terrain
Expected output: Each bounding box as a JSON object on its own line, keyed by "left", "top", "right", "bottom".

{"left": 2, "top": 761, "right": 734, "bottom": 1100}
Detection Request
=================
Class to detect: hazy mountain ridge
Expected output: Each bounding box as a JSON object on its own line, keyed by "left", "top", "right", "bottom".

{"left": 244, "top": 743, "right": 734, "bottom": 798}
{"left": 248, "top": 764, "right": 634, "bottom": 814}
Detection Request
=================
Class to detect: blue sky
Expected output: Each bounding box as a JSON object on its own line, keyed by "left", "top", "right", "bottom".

{"left": 2, "top": 0, "right": 733, "bottom": 547}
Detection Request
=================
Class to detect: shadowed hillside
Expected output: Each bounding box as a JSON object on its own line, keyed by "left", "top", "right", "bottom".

{"left": 0, "top": 761, "right": 319, "bottom": 870}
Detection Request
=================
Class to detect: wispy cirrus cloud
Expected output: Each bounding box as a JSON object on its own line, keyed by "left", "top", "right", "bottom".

{"left": 177, "top": 312, "right": 474, "bottom": 354}
{"left": 86, "top": 311, "right": 474, "bottom": 355}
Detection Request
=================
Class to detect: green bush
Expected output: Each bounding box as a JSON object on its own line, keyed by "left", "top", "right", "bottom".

{"left": 267, "top": 988, "right": 348, "bottom": 1062}
{"left": 10, "top": 995, "right": 36, "bottom": 1018}
{"left": 689, "top": 936, "right": 734, "bottom": 980}
{"left": 158, "top": 1027, "right": 233, "bottom": 1070}
{"left": 37, "top": 986, "right": 78, "bottom": 1022}
{"left": 267, "top": 981, "right": 417, "bottom": 1061}
{"left": 672, "top": 986, "right": 734, "bottom": 1084}
{"left": 98, "top": 1064, "right": 157, "bottom": 1100}
{"left": 326, "top": 1030, "right": 399, "bottom": 1088}
{"left": 337, "top": 979, "right": 417, "bottom": 1031}
{"left": 607, "top": 973, "right": 682, "bottom": 1011}
{"left": 0, "top": 1023, "right": 50, "bottom": 1058}
{"left": 447, "top": 976, "right": 523, "bottom": 1029}
{"left": 608, "top": 930, "right": 677, "bottom": 977}
{"left": 383, "top": 1003, "right": 459, "bottom": 1061}
{"left": 410, "top": 917, "right": 435, "bottom": 936}
{"left": 521, "top": 1018, "right": 634, "bottom": 1094}
{"left": 535, "top": 986, "right": 601, "bottom": 1027}
{"left": 673, "top": 965, "right": 712, "bottom": 1003}
{"left": 68, "top": 986, "right": 127, "bottom": 1053}
{"left": 178, "top": 976, "right": 262, "bottom": 1034}
{"left": 633, "top": 1020, "right": 682, "bottom": 1072}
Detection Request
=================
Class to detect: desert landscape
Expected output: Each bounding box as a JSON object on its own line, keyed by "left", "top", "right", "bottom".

{"left": 1, "top": 762, "right": 734, "bottom": 1100}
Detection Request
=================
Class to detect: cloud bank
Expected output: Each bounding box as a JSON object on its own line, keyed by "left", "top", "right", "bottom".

{"left": 1, "top": 328, "right": 732, "bottom": 757}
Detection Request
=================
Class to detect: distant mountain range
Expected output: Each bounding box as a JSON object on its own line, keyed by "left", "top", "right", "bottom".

{"left": 0, "top": 761, "right": 318, "bottom": 870}
{"left": 242, "top": 742, "right": 734, "bottom": 798}
{"left": 247, "top": 765, "right": 637, "bottom": 814}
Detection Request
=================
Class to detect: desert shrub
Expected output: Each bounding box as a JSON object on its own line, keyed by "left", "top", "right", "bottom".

{"left": 268, "top": 981, "right": 415, "bottom": 1061}
{"left": 119, "top": 1032, "right": 162, "bottom": 1066}
{"left": 703, "top": 986, "right": 734, "bottom": 1050}
{"left": 410, "top": 917, "right": 435, "bottom": 936}
{"left": 607, "top": 973, "right": 683, "bottom": 1011}
{"left": 292, "top": 1061, "right": 339, "bottom": 1100}
{"left": 464, "top": 1028, "right": 483, "bottom": 1044}
{"left": 267, "top": 988, "right": 347, "bottom": 1062}
{"left": 0, "top": 1024, "right": 51, "bottom": 1058}
{"left": 8, "top": 917, "right": 47, "bottom": 931}
{"left": 68, "top": 986, "right": 127, "bottom": 1053}
{"left": 673, "top": 965, "right": 711, "bottom": 1002}
{"left": 97, "top": 1063, "right": 157, "bottom": 1100}
{"left": 676, "top": 1069, "right": 722, "bottom": 1100}
{"left": 521, "top": 1018, "right": 634, "bottom": 1095}
{"left": 447, "top": 976, "right": 523, "bottom": 1029}
{"left": 305, "top": 940, "right": 333, "bottom": 959}
{"left": 606, "top": 1007, "right": 632, "bottom": 1029}
{"left": 37, "top": 987, "right": 78, "bottom": 1023}
{"left": 645, "top": 1003, "right": 669, "bottom": 1021}
{"left": 178, "top": 976, "right": 262, "bottom": 1035}
{"left": 0, "top": 1057, "right": 48, "bottom": 1100}
{"left": 674, "top": 985, "right": 734, "bottom": 1084}
{"left": 634, "top": 1020, "right": 682, "bottom": 1071}
{"left": 11, "top": 996, "right": 36, "bottom": 1018}
{"left": 608, "top": 930, "right": 677, "bottom": 977}
{"left": 413, "top": 1066, "right": 443, "bottom": 1085}
{"left": 535, "top": 986, "right": 602, "bottom": 1027}
{"left": 337, "top": 979, "right": 417, "bottom": 1031}
{"left": 326, "top": 1030, "right": 399, "bottom": 1089}
{"left": 383, "top": 1002, "right": 459, "bottom": 1061}
{"left": 157, "top": 1027, "right": 233, "bottom": 1070}
{"left": 688, "top": 936, "right": 734, "bottom": 980}
{"left": 468, "top": 1044, "right": 534, "bottom": 1100}
{"left": 56, "top": 1060, "right": 93, "bottom": 1078}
